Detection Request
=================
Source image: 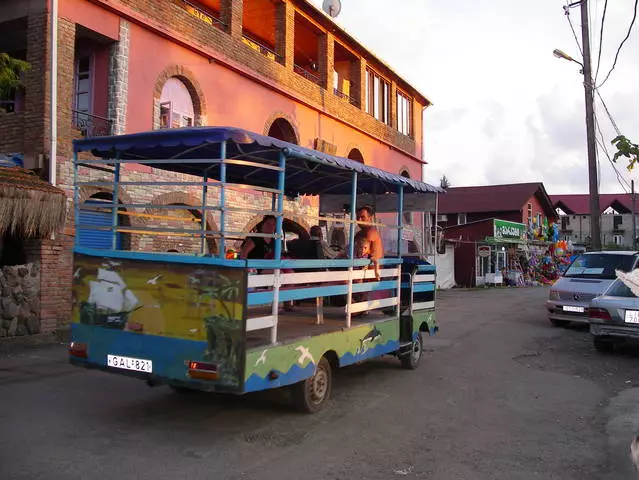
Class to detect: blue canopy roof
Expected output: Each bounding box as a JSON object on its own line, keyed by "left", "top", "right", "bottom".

{"left": 73, "top": 127, "right": 443, "bottom": 197}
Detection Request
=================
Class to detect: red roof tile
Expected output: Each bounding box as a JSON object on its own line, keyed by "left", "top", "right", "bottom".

{"left": 551, "top": 194, "right": 634, "bottom": 214}
{"left": 438, "top": 182, "right": 554, "bottom": 216}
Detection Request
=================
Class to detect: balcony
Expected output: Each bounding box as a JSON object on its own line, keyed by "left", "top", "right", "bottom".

{"left": 72, "top": 110, "right": 113, "bottom": 138}
{"left": 294, "top": 64, "right": 321, "bottom": 85}
{"left": 242, "top": 32, "right": 280, "bottom": 62}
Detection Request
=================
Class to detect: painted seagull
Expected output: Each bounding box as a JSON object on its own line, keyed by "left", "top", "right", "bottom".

{"left": 255, "top": 349, "right": 268, "bottom": 366}
{"left": 295, "top": 346, "right": 315, "bottom": 365}
{"left": 73, "top": 267, "right": 82, "bottom": 279}
{"left": 147, "top": 274, "right": 163, "bottom": 285}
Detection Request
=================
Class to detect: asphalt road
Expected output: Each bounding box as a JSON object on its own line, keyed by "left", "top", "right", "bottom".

{"left": 2, "top": 287, "right": 639, "bottom": 480}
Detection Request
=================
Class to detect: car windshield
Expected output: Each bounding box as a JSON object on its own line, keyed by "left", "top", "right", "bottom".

{"left": 605, "top": 278, "right": 638, "bottom": 298}
{"left": 563, "top": 253, "right": 636, "bottom": 279}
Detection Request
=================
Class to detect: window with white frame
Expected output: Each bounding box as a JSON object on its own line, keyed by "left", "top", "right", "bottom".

{"left": 397, "top": 90, "right": 412, "bottom": 136}
{"left": 613, "top": 234, "right": 624, "bottom": 246}
{"left": 458, "top": 213, "right": 467, "bottom": 225}
{"left": 159, "top": 77, "right": 195, "bottom": 129}
{"left": 365, "top": 68, "right": 390, "bottom": 125}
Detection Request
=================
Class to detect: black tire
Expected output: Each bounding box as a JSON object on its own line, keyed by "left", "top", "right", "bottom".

{"left": 291, "top": 356, "right": 332, "bottom": 414}
{"left": 593, "top": 336, "right": 615, "bottom": 353}
{"left": 401, "top": 333, "right": 423, "bottom": 370}
{"left": 550, "top": 319, "right": 570, "bottom": 328}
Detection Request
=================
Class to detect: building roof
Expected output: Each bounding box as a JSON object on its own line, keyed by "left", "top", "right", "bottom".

{"left": 438, "top": 182, "right": 555, "bottom": 217}
{"left": 551, "top": 194, "right": 634, "bottom": 215}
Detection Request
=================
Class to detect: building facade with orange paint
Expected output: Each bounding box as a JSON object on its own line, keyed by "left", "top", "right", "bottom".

{"left": 0, "top": 0, "right": 432, "bottom": 334}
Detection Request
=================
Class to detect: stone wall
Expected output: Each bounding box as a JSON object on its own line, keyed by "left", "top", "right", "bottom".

{"left": 0, "top": 263, "right": 41, "bottom": 337}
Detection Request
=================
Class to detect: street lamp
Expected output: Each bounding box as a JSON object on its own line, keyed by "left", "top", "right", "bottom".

{"left": 552, "top": 49, "right": 583, "bottom": 70}
{"left": 553, "top": 40, "right": 601, "bottom": 249}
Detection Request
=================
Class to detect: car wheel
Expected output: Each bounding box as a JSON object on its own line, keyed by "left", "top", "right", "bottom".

{"left": 593, "top": 336, "right": 615, "bottom": 353}
{"left": 400, "top": 334, "right": 423, "bottom": 370}
{"left": 291, "top": 356, "right": 332, "bottom": 414}
{"left": 550, "top": 319, "right": 570, "bottom": 328}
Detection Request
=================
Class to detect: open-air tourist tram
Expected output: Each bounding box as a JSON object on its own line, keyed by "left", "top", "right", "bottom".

{"left": 68, "top": 127, "right": 442, "bottom": 412}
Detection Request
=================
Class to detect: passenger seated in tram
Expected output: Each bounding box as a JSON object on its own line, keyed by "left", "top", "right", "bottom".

{"left": 355, "top": 236, "right": 381, "bottom": 281}
{"left": 240, "top": 215, "right": 276, "bottom": 261}
{"left": 309, "top": 225, "right": 344, "bottom": 259}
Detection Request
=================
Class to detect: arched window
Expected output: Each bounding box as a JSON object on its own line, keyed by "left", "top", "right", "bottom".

{"left": 267, "top": 118, "right": 298, "bottom": 144}
{"left": 347, "top": 148, "right": 364, "bottom": 163}
{"left": 160, "top": 78, "right": 195, "bottom": 129}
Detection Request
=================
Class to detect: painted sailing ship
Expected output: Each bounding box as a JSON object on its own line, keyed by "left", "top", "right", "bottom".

{"left": 80, "top": 268, "right": 142, "bottom": 329}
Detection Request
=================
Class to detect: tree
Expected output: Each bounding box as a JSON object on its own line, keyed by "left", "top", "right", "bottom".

{"left": 440, "top": 175, "right": 451, "bottom": 189}
{"left": 612, "top": 135, "right": 639, "bottom": 171}
{"left": 0, "top": 52, "right": 30, "bottom": 100}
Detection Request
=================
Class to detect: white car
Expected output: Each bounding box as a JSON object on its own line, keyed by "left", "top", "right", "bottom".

{"left": 547, "top": 251, "right": 639, "bottom": 327}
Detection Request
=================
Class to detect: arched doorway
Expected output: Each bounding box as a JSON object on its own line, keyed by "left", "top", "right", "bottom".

{"left": 347, "top": 148, "right": 364, "bottom": 163}
{"left": 267, "top": 118, "right": 298, "bottom": 144}
{"left": 149, "top": 203, "right": 217, "bottom": 255}
{"left": 77, "top": 192, "right": 131, "bottom": 250}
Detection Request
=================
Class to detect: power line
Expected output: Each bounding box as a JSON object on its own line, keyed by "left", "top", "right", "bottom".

{"left": 594, "top": 88, "right": 621, "bottom": 136}
{"left": 597, "top": 0, "right": 639, "bottom": 88}
{"left": 594, "top": 0, "right": 608, "bottom": 82}
{"left": 564, "top": 3, "right": 584, "bottom": 56}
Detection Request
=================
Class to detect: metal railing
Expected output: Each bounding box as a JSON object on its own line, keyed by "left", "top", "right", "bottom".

{"left": 294, "top": 64, "right": 322, "bottom": 85}
{"left": 72, "top": 110, "right": 113, "bottom": 138}
{"left": 333, "top": 88, "right": 357, "bottom": 106}
{"left": 242, "top": 33, "right": 281, "bottom": 62}
{"left": 182, "top": 0, "right": 225, "bottom": 28}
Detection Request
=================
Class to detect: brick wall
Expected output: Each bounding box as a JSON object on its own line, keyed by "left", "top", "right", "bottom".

{"left": 38, "top": 234, "right": 74, "bottom": 333}
{"left": 88, "top": 0, "right": 422, "bottom": 157}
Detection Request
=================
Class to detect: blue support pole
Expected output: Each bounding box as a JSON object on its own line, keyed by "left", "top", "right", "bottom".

{"left": 201, "top": 170, "right": 208, "bottom": 256}
{"left": 274, "top": 151, "right": 286, "bottom": 261}
{"left": 111, "top": 155, "right": 121, "bottom": 251}
{"left": 348, "top": 171, "right": 358, "bottom": 260}
{"left": 73, "top": 151, "right": 80, "bottom": 248}
{"left": 397, "top": 185, "right": 404, "bottom": 256}
{"left": 218, "top": 141, "right": 227, "bottom": 259}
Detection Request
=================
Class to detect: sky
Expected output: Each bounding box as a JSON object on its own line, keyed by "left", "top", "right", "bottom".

{"left": 308, "top": 0, "right": 639, "bottom": 195}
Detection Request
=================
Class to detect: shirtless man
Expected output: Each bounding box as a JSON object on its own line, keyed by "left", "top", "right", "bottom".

{"left": 352, "top": 206, "right": 384, "bottom": 314}
{"left": 354, "top": 206, "right": 383, "bottom": 263}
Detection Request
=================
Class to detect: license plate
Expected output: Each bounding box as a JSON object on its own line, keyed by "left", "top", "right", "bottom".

{"left": 107, "top": 354, "right": 153, "bottom": 373}
{"left": 563, "top": 305, "right": 585, "bottom": 313}
{"left": 625, "top": 310, "right": 639, "bottom": 324}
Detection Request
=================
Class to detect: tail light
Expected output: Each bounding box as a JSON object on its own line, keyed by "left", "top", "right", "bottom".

{"left": 187, "top": 361, "right": 219, "bottom": 380}
{"left": 589, "top": 308, "right": 611, "bottom": 321}
{"left": 68, "top": 342, "right": 88, "bottom": 358}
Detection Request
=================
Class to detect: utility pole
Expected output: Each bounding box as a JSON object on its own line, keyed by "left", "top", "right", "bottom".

{"left": 580, "top": 0, "right": 601, "bottom": 250}
{"left": 633, "top": 180, "right": 637, "bottom": 249}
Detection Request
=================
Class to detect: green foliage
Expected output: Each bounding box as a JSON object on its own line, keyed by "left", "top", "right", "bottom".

{"left": 612, "top": 135, "right": 639, "bottom": 171}
{"left": 0, "top": 53, "right": 30, "bottom": 102}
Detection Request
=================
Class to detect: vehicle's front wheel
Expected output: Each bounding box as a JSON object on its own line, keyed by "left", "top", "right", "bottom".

{"left": 550, "top": 318, "right": 570, "bottom": 328}
{"left": 593, "top": 336, "right": 615, "bottom": 353}
{"left": 400, "top": 334, "right": 423, "bottom": 370}
{"left": 291, "top": 356, "right": 332, "bottom": 414}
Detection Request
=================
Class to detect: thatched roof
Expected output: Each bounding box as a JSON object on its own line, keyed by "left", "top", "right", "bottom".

{"left": 0, "top": 167, "right": 67, "bottom": 238}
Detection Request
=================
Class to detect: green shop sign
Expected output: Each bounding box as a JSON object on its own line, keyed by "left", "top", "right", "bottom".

{"left": 493, "top": 219, "right": 525, "bottom": 240}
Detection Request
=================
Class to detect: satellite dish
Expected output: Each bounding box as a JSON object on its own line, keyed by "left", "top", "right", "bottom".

{"left": 322, "top": 0, "right": 341, "bottom": 18}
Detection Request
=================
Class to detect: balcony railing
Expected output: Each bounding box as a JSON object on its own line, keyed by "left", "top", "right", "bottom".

{"left": 72, "top": 110, "right": 113, "bottom": 138}
{"left": 182, "top": 0, "right": 225, "bottom": 29}
{"left": 333, "top": 88, "right": 357, "bottom": 106}
{"left": 294, "top": 64, "right": 322, "bottom": 86}
{"left": 242, "top": 33, "right": 281, "bottom": 62}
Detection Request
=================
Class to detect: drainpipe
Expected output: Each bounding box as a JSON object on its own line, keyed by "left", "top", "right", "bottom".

{"left": 49, "top": 0, "right": 58, "bottom": 186}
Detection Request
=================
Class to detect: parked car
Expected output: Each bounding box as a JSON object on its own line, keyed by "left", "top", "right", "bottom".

{"left": 589, "top": 277, "right": 639, "bottom": 352}
{"left": 547, "top": 251, "right": 639, "bottom": 327}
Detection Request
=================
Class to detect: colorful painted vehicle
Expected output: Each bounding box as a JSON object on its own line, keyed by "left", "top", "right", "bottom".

{"left": 68, "top": 127, "right": 442, "bottom": 413}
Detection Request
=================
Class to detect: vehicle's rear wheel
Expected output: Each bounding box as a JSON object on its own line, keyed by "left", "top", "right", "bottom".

{"left": 291, "top": 356, "right": 332, "bottom": 414}
{"left": 400, "top": 334, "right": 423, "bottom": 370}
{"left": 593, "top": 336, "right": 615, "bottom": 353}
{"left": 550, "top": 319, "right": 570, "bottom": 328}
